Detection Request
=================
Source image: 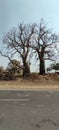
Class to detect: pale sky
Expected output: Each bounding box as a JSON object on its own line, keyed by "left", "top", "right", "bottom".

{"left": 0, "top": 0, "right": 59, "bottom": 70}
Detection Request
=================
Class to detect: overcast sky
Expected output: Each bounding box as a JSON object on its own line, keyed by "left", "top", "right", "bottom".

{"left": 0, "top": 0, "right": 59, "bottom": 69}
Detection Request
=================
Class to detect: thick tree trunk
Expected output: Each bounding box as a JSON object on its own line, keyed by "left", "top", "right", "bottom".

{"left": 22, "top": 59, "right": 30, "bottom": 77}
{"left": 40, "top": 58, "right": 45, "bottom": 75}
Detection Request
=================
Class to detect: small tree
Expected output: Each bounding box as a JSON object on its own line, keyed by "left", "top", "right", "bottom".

{"left": 7, "top": 59, "right": 22, "bottom": 76}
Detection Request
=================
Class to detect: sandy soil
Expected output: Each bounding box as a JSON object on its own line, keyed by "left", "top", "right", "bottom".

{"left": 0, "top": 83, "right": 59, "bottom": 90}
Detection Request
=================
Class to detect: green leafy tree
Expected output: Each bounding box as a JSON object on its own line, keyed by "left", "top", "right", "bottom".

{"left": 47, "top": 63, "right": 59, "bottom": 73}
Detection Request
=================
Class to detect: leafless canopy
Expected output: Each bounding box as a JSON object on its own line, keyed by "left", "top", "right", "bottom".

{"left": 0, "top": 19, "right": 59, "bottom": 75}
{"left": 1, "top": 23, "right": 35, "bottom": 76}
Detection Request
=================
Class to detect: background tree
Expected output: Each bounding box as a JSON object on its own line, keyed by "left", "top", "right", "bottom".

{"left": 31, "top": 19, "right": 59, "bottom": 74}
{"left": 1, "top": 23, "right": 35, "bottom": 77}
{"left": 7, "top": 59, "right": 22, "bottom": 76}
{"left": 47, "top": 63, "right": 59, "bottom": 73}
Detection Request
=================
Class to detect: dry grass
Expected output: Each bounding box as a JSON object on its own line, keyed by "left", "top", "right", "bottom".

{"left": 0, "top": 73, "right": 59, "bottom": 90}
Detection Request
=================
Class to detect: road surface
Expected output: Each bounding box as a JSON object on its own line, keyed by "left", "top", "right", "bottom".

{"left": 0, "top": 90, "right": 59, "bottom": 130}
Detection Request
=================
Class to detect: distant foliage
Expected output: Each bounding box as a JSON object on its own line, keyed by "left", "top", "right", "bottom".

{"left": 47, "top": 63, "right": 59, "bottom": 72}
{"left": 51, "top": 63, "right": 59, "bottom": 71}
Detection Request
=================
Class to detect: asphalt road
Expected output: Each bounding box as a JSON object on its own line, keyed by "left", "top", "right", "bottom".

{"left": 0, "top": 90, "right": 59, "bottom": 130}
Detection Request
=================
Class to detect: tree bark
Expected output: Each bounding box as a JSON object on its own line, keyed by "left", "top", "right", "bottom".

{"left": 40, "top": 58, "right": 45, "bottom": 74}
{"left": 22, "top": 59, "right": 30, "bottom": 77}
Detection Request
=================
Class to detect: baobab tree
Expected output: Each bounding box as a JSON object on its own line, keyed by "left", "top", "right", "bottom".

{"left": 0, "top": 19, "right": 59, "bottom": 76}
{"left": 31, "top": 19, "right": 59, "bottom": 74}
{"left": 1, "top": 23, "right": 35, "bottom": 77}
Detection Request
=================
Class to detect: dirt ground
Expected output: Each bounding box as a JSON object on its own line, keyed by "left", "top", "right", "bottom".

{"left": 0, "top": 73, "right": 59, "bottom": 90}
